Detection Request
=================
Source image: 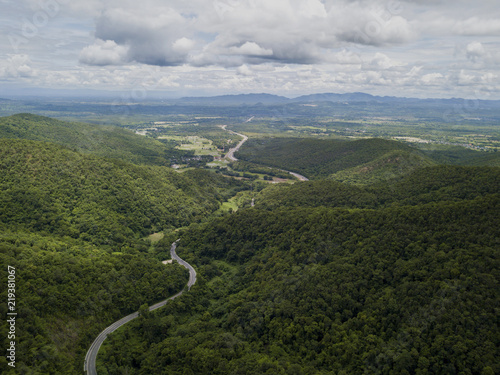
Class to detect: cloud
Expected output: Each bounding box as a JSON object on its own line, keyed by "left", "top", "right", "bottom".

{"left": 172, "top": 38, "right": 196, "bottom": 55}
{"left": 455, "top": 40, "right": 500, "bottom": 69}
{"left": 0, "top": 54, "right": 36, "bottom": 78}
{"left": 236, "top": 64, "right": 253, "bottom": 76}
{"left": 91, "top": 5, "right": 196, "bottom": 66}
{"left": 79, "top": 39, "right": 129, "bottom": 65}
{"left": 230, "top": 42, "right": 273, "bottom": 57}
{"left": 3, "top": 0, "right": 500, "bottom": 99}
{"left": 465, "top": 41, "right": 485, "bottom": 62}
{"left": 364, "top": 52, "right": 406, "bottom": 70}
{"left": 329, "top": 49, "right": 362, "bottom": 65}
{"left": 452, "top": 17, "right": 500, "bottom": 36}
{"left": 332, "top": 7, "right": 415, "bottom": 46}
{"left": 77, "top": 0, "right": 417, "bottom": 68}
{"left": 420, "top": 73, "right": 444, "bottom": 85}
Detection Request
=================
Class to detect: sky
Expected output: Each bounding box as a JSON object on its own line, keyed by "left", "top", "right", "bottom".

{"left": 0, "top": 0, "right": 499, "bottom": 99}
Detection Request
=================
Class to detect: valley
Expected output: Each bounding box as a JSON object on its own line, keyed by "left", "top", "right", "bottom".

{"left": 0, "top": 94, "right": 498, "bottom": 375}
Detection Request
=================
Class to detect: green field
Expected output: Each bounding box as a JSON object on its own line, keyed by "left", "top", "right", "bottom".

{"left": 158, "top": 135, "right": 221, "bottom": 157}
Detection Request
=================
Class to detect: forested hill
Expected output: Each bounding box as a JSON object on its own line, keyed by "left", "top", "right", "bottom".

{"left": 1, "top": 113, "right": 499, "bottom": 374}
{"left": 0, "top": 137, "right": 246, "bottom": 373}
{"left": 236, "top": 137, "right": 434, "bottom": 182}
{"left": 235, "top": 137, "right": 500, "bottom": 184}
{"left": 98, "top": 166, "right": 500, "bottom": 374}
{"left": 0, "top": 138, "right": 243, "bottom": 246}
{"left": 254, "top": 165, "right": 500, "bottom": 210}
{"left": 0, "top": 113, "right": 186, "bottom": 165}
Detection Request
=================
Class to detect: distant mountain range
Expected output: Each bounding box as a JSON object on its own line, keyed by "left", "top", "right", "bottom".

{"left": 176, "top": 92, "right": 500, "bottom": 108}
{"left": 1, "top": 91, "right": 499, "bottom": 108}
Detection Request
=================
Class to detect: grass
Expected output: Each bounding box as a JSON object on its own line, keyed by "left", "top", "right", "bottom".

{"left": 216, "top": 191, "right": 255, "bottom": 214}
{"left": 219, "top": 200, "right": 239, "bottom": 212}
{"left": 147, "top": 232, "right": 165, "bottom": 243}
{"left": 159, "top": 135, "right": 221, "bottom": 157}
{"left": 207, "top": 160, "right": 230, "bottom": 168}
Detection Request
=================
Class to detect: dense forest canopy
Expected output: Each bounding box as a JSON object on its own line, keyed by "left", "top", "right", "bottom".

{"left": 235, "top": 138, "right": 435, "bottom": 182}
{"left": 0, "top": 139, "right": 245, "bottom": 245}
{"left": 0, "top": 229, "right": 188, "bottom": 373}
{"left": 0, "top": 113, "right": 498, "bottom": 374}
{"left": 236, "top": 137, "right": 500, "bottom": 184}
{"left": 0, "top": 131, "right": 245, "bottom": 374}
{"left": 98, "top": 165, "right": 500, "bottom": 375}
{"left": 0, "top": 113, "right": 191, "bottom": 166}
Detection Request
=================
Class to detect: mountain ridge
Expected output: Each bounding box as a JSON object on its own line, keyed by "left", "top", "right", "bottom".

{"left": 0, "top": 113, "right": 190, "bottom": 166}
{"left": 170, "top": 92, "right": 500, "bottom": 107}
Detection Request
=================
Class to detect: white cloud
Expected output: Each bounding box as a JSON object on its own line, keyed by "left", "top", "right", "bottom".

{"left": 365, "top": 52, "right": 407, "bottom": 70}
{"left": 0, "top": 54, "right": 36, "bottom": 78}
{"left": 73, "top": 0, "right": 419, "bottom": 68}
{"left": 237, "top": 64, "right": 253, "bottom": 76}
{"left": 172, "top": 38, "right": 196, "bottom": 54}
{"left": 330, "top": 49, "right": 362, "bottom": 65}
{"left": 420, "top": 73, "right": 444, "bottom": 85}
{"left": 92, "top": 5, "right": 195, "bottom": 66}
{"left": 465, "top": 41, "right": 485, "bottom": 61}
{"left": 298, "top": 0, "right": 328, "bottom": 18}
{"left": 331, "top": 3, "right": 416, "bottom": 46}
{"left": 79, "top": 39, "right": 129, "bottom": 66}
{"left": 452, "top": 17, "right": 500, "bottom": 36}
{"left": 2, "top": 0, "right": 500, "bottom": 99}
{"left": 457, "top": 70, "right": 477, "bottom": 85}
{"left": 230, "top": 42, "right": 273, "bottom": 57}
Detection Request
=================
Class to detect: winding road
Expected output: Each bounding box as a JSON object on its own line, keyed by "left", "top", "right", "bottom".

{"left": 84, "top": 241, "right": 196, "bottom": 374}
{"left": 220, "top": 125, "right": 309, "bottom": 181}
{"left": 287, "top": 171, "right": 309, "bottom": 182}
{"left": 220, "top": 125, "right": 249, "bottom": 161}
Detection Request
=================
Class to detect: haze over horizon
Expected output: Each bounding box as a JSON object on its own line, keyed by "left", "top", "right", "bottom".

{"left": 1, "top": 0, "right": 499, "bottom": 100}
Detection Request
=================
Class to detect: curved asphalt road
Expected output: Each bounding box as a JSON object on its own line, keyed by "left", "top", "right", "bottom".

{"left": 84, "top": 240, "right": 196, "bottom": 374}
{"left": 219, "top": 125, "right": 309, "bottom": 181}
{"left": 224, "top": 131, "right": 249, "bottom": 161}
{"left": 170, "top": 240, "right": 197, "bottom": 289}
{"left": 287, "top": 171, "right": 309, "bottom": 181}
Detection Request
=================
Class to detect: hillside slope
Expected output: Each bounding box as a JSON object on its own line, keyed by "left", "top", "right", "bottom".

{"left": 0, "top": 229, "right": 188, "bottom": 374}
{"left": 0, "top": 113, "right": 187, "bottom": 165}
{"left": 0, "top": 137, "right": 246, "bottom": 374}
{"left": 0, "top": 139, "right": 243, "bottom": 246}
{"left": 328, "top": 149, "right": 435, "bottom": 184}
{"left": 236, "top": 137, "right": 434, "bottom": 182}
{"left": 97, "top": 166, "right": 500, "bottom": 374}
{"left": 255, "top": 165, "right": 500, "bottom": 210}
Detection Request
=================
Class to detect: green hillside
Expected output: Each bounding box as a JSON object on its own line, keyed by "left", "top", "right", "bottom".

{"left": 328, "top": 149, "right": 435, "bottom": 185}
{"left": 235, "top": 138, "right": 433, "bottom": 181}
{"left": 0, "top": 139, "right": 243, "bottom": 246}
{"left": 0, "top": 113, "right": 188, "bottom": 165}
{"left": 97, "top": 166, "right": 500, "bottom": 374}
{"left": 236, "top": 137, "right": 500, "bottom": 184}
{"left": 0, "top": 138, "right": 246, "bottom": 374}
{"left": 0, "top": 230, "right": 188, "bottom": 374}
{"left": 420, "top": 145, "right": 500, "bottom": 167}
{"left": 1, "top": 114, "right": 499, "bottom": 375}
{"left": 255, "top": 165, "right": 500, "bottom": 210}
